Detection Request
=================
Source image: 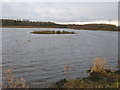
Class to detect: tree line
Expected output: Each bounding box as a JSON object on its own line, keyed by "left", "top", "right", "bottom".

{"left": 1, "top": 19, "right": 67, "bottom": 28}
{"left": 1, "top": 19, "right": 119, "bottom": 31}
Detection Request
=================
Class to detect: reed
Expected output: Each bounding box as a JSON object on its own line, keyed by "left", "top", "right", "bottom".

{"left": 90, "top": 57, "right": 106, "bottom": 74}
{"left": 2, "top": 69, "right": 29, "bottom": 88}
{"left": 64, "top": 64, "right": 72, "bottom": 80}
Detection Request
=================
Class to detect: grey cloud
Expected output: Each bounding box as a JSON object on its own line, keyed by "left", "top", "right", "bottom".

{"left": 2, "top": 2, "right": 118, "bottom": 22}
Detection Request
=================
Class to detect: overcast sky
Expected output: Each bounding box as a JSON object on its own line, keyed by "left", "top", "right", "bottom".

{"left": 2, "top": 2, "right": 118, "bottom": 25}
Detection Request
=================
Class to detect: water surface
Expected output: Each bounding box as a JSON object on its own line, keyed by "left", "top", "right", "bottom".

{"left": 2, "top": 28, "right": 118, "bottom": 88}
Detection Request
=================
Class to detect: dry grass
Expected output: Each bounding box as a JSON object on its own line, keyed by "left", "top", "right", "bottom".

{"left": 64, "top": 79, "right": 119, "bottom": 88}
{"left": 2, "top": 69, "right": 29, "bottom": 88}
{"left": 90, "top": 57, "right": 106, "bottom": 74}
{"left": 64, "top": 64, "right": 72, "bottom": 80}
{"left": 64, "top": 79, "right": 94, "bottom": 88}
{"left": 53, "top": 57, "right": 119, "bottom": 88}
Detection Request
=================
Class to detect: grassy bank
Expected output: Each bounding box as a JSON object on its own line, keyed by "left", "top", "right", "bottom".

{"left": 51, "top": 57, "right": 120, "bottom": 88}
{"left": 2, "top": 57, "right": 119, "bottom": 89}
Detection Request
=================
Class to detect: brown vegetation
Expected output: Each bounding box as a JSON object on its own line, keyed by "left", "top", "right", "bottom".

{"left": 30, "top": 30, "right": 75, "bottom": 34}
{"left": 2, "top": 69, "right": 29, "bottom": 88}
{"left": 64, "top": 64, "right": 72, "bottom": 80}
{"left": 52, "top": 57, "right": 119, "bottom": 88}
{"left": 90, "top": 57, "right": 106, "bottom": 73}
{"left": 2, "top": 57, "right": 119, "bottom": 89}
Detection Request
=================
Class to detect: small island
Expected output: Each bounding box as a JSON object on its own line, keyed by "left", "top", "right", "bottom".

{"left": 30, "top": 30, "right": 76, "bottom": 34}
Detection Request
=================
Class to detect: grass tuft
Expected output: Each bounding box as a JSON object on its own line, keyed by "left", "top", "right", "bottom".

{"left": 2, "top": 69, "right": 29, "bottom": 88}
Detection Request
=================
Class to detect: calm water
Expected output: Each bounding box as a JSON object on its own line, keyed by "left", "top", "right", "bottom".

{"left": 2, "top": 28, "right": 118, "bottom": 88}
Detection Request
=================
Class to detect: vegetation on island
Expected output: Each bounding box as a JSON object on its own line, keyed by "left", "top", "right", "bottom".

{"left": 1, "top": 19, "right": 119, "bottom": 31}
{"left": 2, "top": 57, "right": 119, "bottom": 89}
{"left": 30, "top": 30, "right": 75, "bottom": 34}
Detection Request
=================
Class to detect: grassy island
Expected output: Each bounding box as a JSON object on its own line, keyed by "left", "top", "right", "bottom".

{"left": 30, "top": 30, "right": 76, "bottom": 34}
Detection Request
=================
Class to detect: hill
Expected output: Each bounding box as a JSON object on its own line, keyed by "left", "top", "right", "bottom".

{"left": 1, "top": 19, "right": 119, "bottom": 31}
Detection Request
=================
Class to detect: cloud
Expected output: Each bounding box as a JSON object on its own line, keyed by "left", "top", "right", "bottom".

{"left": 2, "top": 2, "right": 118, "bottom": 24}
{"left": 1, "top": 0, "right": 120, "bottom": 2}
{"left": 57, "top": 20, "right": 118, "bottom": 26}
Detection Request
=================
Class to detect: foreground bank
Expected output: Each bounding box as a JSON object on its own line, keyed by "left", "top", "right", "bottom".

{"left": 50, "top": 57, "right": 120, "bottom": 88}
{"left": 2, "top": 57, "right": 120, "bottom": 89}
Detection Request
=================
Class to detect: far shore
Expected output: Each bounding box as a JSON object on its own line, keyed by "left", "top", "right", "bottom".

{"left": 1, "top": 26, "right": 119, "bottom": 32}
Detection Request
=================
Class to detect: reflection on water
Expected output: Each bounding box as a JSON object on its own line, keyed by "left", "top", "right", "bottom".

{"left": 2, "top": 28, "right": 118, "bottom": 87}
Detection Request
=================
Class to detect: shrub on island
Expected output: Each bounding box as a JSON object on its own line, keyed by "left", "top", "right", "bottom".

{"left": 30, "top": 30, "right": 76, "bottom": 34}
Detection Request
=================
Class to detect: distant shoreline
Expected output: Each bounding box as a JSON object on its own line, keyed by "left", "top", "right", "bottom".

{"left": 1, "top": 19, "right": 119, "bottom": 31}
{"left": 0, "top": 26, "right": 60, "bottom": 28}
{"left": 1, "top": 26, "right": 119, "bottom": 32}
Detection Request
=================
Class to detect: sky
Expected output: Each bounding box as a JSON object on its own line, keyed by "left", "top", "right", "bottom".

{"left": 1, "top": 1, "right": 119, "bottom": 25}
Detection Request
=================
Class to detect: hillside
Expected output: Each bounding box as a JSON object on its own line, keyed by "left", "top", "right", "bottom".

{"left": 1, "top": 19, "right": 119, "bottom": 31}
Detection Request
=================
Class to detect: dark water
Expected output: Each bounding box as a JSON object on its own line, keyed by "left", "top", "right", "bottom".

{"left": 2, "top": 28, "right": 118, "bottom": 88}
